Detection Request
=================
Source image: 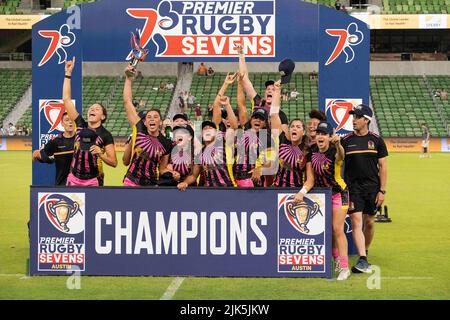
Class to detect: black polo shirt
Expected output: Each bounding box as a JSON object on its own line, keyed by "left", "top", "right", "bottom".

{"left": 341, "top": 131, "right": 388, "bottom": 193}
{"left": 39, "top": 134, "right": 75, "bottom": 185}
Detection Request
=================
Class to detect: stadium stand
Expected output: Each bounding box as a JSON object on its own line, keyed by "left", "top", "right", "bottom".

{"left": 301, "top": 0, "right": 450, "bottom": 14}
{"left": 0, "top": 69, "right": 31, "bottom": 124}
{"left": 303, "top": 0, "right": 341, "bottom": 7}
{"left": 428, "top": 75, "right": 450, "bottom": 125}
{"left": 370, "top": 75, "right": 448, "bottom": 137}
{"left": 9, "top": 70, "right": 450, "bottom": 138}
{"left": 63, "top": 0, "right": 94, "bottom": 9}
{"left": 381, "top": 0, "right": 450, "bottom": 14}
{"left": 105, "top": 76, "right": 177, "bottom": 136}
{"left": 15, "top": 103, "right": 31, "bottom": 127}
{"left": 0, "top": 0, "right": 20, "bottom": 15}
{"left": 14, "top": 75, "right": 177, "bottom": 136}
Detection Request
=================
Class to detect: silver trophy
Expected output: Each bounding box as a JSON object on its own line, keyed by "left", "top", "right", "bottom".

{"left": 126, "top": 29, "right": 149, "bottom": 77}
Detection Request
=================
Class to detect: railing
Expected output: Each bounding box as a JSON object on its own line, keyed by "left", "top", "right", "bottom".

{"left": 0, "top": 52, "right": 32, "bottom": 61}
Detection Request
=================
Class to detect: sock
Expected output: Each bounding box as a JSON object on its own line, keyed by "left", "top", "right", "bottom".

{"left": 332, "top": 248, "right": 340, "bottom": 260}
{"left": 339, "top": 256, "right": 348, "bottom": 269}
{"left": 366, "top": 249, "right": 368, "bottom": 256}
{"left": 360, "top": 256, "right": 367, "bottom": 262}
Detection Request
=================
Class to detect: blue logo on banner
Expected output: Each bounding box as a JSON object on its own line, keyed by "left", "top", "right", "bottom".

{"left": 38, "top": 24, "right": 76, "bottom": 67}
{"left": 38, "top": 99, "right": 74, "bottom": 148}
{"left": 325, "top": 22, "right": 363, "bottom": 66}
{"left": 38, "top": 193, "right": 85, "bottom": 271}
{"left": 277, "top": 193, "right": 326, "bottom": 273}
{"left": 325, "top": 98, "right": 362, "bottom": 135}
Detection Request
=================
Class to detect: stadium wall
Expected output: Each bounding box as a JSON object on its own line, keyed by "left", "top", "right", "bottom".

{"left": 2, "top": 137, "right": 449, "bottom": 152}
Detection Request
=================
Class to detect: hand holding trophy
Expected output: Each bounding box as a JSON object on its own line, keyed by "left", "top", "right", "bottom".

{"left": 126, "top": 29, "right": 149, "bottom": 78}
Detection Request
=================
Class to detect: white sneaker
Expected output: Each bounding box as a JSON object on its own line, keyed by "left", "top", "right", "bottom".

{"left": 337, "top": 268, "right": 351, "bottom": 281}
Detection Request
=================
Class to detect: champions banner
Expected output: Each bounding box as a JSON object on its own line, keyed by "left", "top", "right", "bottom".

{"left": 30, "top": 187, "right": 332, "bottom": 277}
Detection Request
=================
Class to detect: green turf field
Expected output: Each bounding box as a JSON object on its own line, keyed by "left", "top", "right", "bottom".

{"left": 0, "top": 151, "right": 449, "bottom": 300}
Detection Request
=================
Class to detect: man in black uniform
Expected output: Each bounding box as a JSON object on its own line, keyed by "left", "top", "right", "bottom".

{"left": 341, "top": 104, "right": 388, "bottom": 273}
{"left": 32, "top": 112, "right": 75, "bottom": 185}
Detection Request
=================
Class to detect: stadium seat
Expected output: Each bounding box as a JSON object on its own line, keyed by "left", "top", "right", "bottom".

{"left": 0, "top": 69, "right": 31, "bottom": 124}
{"left": 371, "top": 75, "right": 450, "bottom": 138}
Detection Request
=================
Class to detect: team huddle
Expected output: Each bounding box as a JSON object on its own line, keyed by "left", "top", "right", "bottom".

{"left": 33, "top": 48, "right": 388, "bottom": 281}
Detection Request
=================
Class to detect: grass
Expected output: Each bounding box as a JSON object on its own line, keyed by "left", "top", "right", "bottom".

{"left": 0, "top": 151, "right": 449, "bottom": 299}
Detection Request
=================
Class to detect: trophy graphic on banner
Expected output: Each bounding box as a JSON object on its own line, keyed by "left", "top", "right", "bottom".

{"left": 47, "top": 199, "right": 80, "bottom": 232}
{"left": 287, "top": 201, "right": 320, "bottom": 234}
{"left": 126, "top": 29, "right": 149, "bottom": 77}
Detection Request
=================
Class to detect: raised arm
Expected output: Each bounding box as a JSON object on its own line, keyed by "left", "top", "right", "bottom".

{"left": 122, "top": 138, "right": 133, "bottom": 166}
{"left": 237, "top": 44, "right": 257, "bottom": 99}
{"left": 221, "top": 96, "right": 238, "bottom": 130}
{"left": 236, "top": 72, "right": 248, "bottom": 127}
{"left": 270, "top": 80, "right": 283, "bottom": 136}
{"left": 62, "top": 57, "right": 79, "bottom": 121}
{"left": 123, "top": 66, "right": 141, "bottom": 126}
{"left": 212, "top": 72, "right": 236, "bottom": 126}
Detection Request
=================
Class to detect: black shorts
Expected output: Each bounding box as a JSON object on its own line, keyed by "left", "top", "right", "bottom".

{"left": 341, "top": 189, "right": 349, "bottom": 208}
{"left": 348, "top": 192, "right": 378, "bottom": 215}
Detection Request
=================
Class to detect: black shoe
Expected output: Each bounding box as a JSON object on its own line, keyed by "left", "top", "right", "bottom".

{"left": 352, "top": 258, "right": 372, "bottom": 274}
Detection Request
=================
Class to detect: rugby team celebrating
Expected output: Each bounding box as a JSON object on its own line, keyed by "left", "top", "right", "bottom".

{"left": 33, "top": 46, "right": 388, "bottom": 281}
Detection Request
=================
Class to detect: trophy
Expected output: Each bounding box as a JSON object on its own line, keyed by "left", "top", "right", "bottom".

{"left": 47, "top": 199, "right": 79, "bottom": 232}
{"left": 126, "top": 29, "right": 149, "bottom": 77}
{"left": 286, "top": 201, "right": 320, "bottom": 233}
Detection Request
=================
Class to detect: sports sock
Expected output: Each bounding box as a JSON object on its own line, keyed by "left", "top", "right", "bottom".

{"left": 339, "top": 256, "right": 348, "bottom": 268}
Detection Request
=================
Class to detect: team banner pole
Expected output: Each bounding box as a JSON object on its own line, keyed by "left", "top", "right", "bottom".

{"left": 32, "top": 7, "right": 83, "bottom": 185}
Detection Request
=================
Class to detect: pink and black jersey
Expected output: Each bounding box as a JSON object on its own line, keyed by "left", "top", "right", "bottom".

{"left": 71, "top": 115, "right": 114, "bottom": 180}
{"left": 274, "top": 132, "right": 307, "bottom": 188}
{"left": 307, "top": 144, "right": 346, "bottom": 194}
{"left": 233, "top": 130, "right": 273, "bottom": 186}
{"left": 196, "top": 132, "right": 235, "bottom": 187}
{"left": 170, "top": 144, "right": 193, "bottom": 182}
{"left": 125, "top": 120, "right": 173, "bottom": 186}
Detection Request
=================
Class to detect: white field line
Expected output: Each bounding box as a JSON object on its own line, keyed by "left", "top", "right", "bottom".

{"left": 160, "top": 277, "right": 185, "bottom": 300}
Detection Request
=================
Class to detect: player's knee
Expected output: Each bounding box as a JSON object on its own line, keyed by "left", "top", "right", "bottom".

{"left": 332, "top": 223, "right": 344, "bottom": 236}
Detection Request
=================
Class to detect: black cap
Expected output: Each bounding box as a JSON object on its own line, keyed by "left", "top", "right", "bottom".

{"left": 265, "top": 80, "right": 275, "bottom": 88}
{"left": 315, "top": 121, "right": 334, "bottom": 135}
{"left": 79, "top": 128, "right": 98, "bottom": 151}
{"left": 172, "top": 113, "right": 189, "bottom": 122}
{"left": 251, "top": 108, "right": 268, "bottom": 121}
{"left": 279, "top": 58, "right": 295, "bottom": 84}
{"left": 173, "top": 125, "right": 194, "bottom": 137}
{"left": 201, "top": 120, "right": 217, "bottom": 130}
{"left": 221, "top": 107, "right": 239, "bottom": 119}
{"left": 349, "top": 104, "right": 373, "bottom": 121}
